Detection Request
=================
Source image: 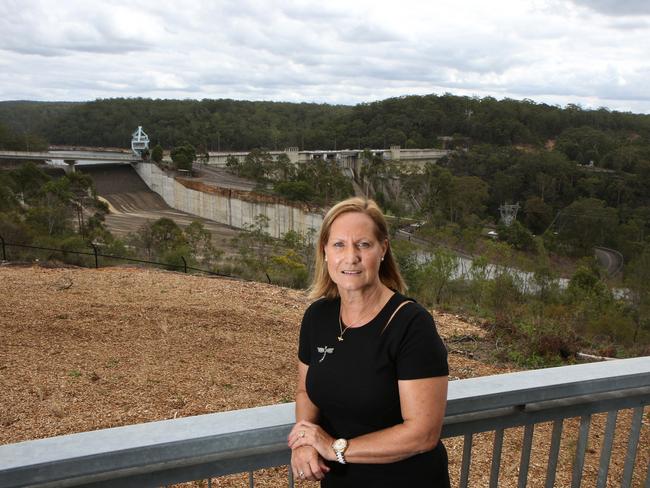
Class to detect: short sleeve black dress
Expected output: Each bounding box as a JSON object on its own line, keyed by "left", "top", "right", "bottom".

{"left": 298, "top": 292, "right": 450, "bottom": 487}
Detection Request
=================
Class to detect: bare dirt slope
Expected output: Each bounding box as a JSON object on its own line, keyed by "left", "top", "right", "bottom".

{"left": 0, "top": 265, "right": 647, "bottom": 487}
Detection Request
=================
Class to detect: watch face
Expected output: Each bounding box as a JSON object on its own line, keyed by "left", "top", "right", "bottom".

{"left": 333, "top": 438, "right": 347, "bottom": 451}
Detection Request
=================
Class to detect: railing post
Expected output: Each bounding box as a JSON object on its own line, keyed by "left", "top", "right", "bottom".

{"left": 181, "top": 256, "right": 187, "bottom": 273}
{"left": 0, "top": 234, "right": 6, "bottom": 261}
{"left": 90, "top": 243, "right": 99, "bottom": 269}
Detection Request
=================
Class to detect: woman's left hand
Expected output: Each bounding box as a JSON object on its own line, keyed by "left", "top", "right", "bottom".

{"left": 288, "top": 420, "right": 336, "bottom": 461}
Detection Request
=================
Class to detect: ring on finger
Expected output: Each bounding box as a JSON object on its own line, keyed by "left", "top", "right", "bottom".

{"left": 299, "top": 470, "right": 304, "bottom": 478}
{"left": 299, "top": 430, "right": 305, "bottom": 438}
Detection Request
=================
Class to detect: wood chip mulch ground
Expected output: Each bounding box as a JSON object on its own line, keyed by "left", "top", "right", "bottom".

{"left": 0, "top": 264, "right": 647, "bottom": 487}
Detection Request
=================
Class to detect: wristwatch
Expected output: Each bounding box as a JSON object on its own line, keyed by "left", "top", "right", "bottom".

{"left": 331, "top": 438, "right": 348, "bottom": 464}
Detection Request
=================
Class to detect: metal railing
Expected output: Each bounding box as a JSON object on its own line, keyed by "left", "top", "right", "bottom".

{"left": 1, "top": 357, "right": 648, "bottom": 488}
{"left": 0, "top": 236, "right": 230, "bottom": 278}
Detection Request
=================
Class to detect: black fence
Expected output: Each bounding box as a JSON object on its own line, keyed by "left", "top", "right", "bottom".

{"left": 0, "top": 235, "right": 234, "bottom": 278}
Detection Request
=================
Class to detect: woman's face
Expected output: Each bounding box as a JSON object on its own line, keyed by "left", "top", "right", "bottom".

{"left": 324, "top": 211, "right": 387, "bottom": 295}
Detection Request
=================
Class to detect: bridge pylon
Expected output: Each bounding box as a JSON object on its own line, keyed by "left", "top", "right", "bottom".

{"left": 63, "top": 160, "right": 76, "bottom": 173}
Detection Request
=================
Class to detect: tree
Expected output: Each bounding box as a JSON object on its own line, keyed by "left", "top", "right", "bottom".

{"left": 497, "top": 220, "right": 536, "bottom": 252}
{"left": 9, "top": 162, "right": 51, "bottom": 202}
{"left": 524, "top": 196, "right": 553, "bottom": 235}
{"left": 274, "top": 181, "right": 314, "bottom": 202}
{"left": 27, "top": 178, "right": 73, "bottom": 236}
{"left": 225, "top": 155, "right": 240, "bottom": 172}
{"left": 151, "top": 144, "right": 163, "bottom": 164}
{"left": 271, "top": 153, "right": 295, "bottom": 181}
{"left": 240, "top": 148, "right": 273, "bottom": 182}
{"left": 420, "top": 164, "right": 453, "bottom": 225}
{"left": 170, "top": 142, "right": 196, "bottom": 171}
{"left": 448, "top": 175, "right": 488, "bottom": 225}
{"left": 185, "top": 220, "right": 222, "bottom": 268}
{"left": 0, "top": 172, "right": 18, "bottom": 211}
{"left": 626, "top": 246, "right": 650, "bottom": 342}
{"left": 466, "top": 255, "right": 491, "bottom": 309}
{"left": 556, "top": 198, "right": 618, "bottom": 255}
{"left": 417, "top": 247, "right": 458, "bottom": 305}
{"left": 149, "top": 218, "right": 186, "bottom": 255}
{"left": 555, "top": 126, "right": 616, "bottom": 165}
{"left": 231, "top": 214, "right": 275, "bottom": 282}
{"left": 65, "top": 171, "right": 96, "bottom": 237}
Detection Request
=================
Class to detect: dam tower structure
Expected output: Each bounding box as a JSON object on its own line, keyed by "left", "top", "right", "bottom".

{"left": 131, "top": 126, "right": 150, "bottom": 157}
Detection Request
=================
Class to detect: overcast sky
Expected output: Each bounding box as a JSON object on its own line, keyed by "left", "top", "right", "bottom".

{"left": 1, "top": 0, "right": 649, "bottom": 113}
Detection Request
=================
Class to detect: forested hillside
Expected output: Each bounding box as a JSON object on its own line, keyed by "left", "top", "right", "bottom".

{"left": 2, "top": 95, "right": 649, "bottom": 264}
{"left": 2, "top": 95, "right": 650, "bottom": 152}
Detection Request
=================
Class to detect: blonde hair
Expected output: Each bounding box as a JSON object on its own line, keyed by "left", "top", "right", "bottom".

{"left": 308, "top": 197, "right": 406, "bottom": 299}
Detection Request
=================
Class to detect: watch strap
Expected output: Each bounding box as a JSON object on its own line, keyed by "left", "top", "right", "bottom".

{"left": 335, "top": 450, "right": 346, "bottom": 464}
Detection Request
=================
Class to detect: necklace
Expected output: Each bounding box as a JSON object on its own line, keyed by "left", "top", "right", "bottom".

{"left": 337, "top": 301, "right": 382, "bottom": 341}
{"left": 337, "top": 311, "right": 349, "bottom": 341}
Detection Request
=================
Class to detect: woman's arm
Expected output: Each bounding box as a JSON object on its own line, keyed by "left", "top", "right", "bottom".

{"left": 295, "top": 361, "right": 319, "bottom": 423}
{"left": 289, "top": 375, "right": 448, "bottom": 464}
{"left": 289, "top": 361, "right": 330, "bottom": 481}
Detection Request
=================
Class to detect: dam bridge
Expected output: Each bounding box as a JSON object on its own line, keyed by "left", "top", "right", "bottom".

{"left": 0, "top": 150, "right": 142, "bottom": 172}
{"left": 0, "top": 126, "right": 148, "bottom": 171}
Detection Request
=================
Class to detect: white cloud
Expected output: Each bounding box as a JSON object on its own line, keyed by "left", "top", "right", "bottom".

{"left": 0, "top": 0, "right": 649, "bottom": 113}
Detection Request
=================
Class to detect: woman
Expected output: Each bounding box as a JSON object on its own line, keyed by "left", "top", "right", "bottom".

{"left": 287, "top": 197, "right": 450, "bottom": 487}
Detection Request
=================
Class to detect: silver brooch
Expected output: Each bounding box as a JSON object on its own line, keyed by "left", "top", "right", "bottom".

{"left": 317, "top": 346, "right": 334, "bottom": 362}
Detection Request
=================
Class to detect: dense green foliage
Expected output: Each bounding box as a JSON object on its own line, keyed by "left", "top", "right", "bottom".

{"left": 227, "top": 214, "right": 315, "bottom": 288}
{"left": 170, "top": 142, "right": 196, "bottom": 171}
{"left": 0, "top": 162, "right": 126, "bottom": 262}
{"left": 127, "top": 217, "right": 222, "bottom": 271}
{"left": 226, "top": 148, "right": 353, "bottom": 204}
{"left": 2, "top": 94, "right": 649, "bottom": 151}
{"left": 0, "top": 99, "right": 349, "bottom": 150}
{"left": 436, "top": 144, "right": 650, "bottom": 262}
{"left": 2, "top": 95, "right": 647, "bottom": 258}
{"left": 392, "top": 237, "right": 650, "bottom": 365}
{"left": 0, "top": 119, "right": 48, "bottom": 151}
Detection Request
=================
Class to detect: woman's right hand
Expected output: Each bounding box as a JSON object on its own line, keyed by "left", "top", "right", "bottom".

{"left": 291, "top": 445, "right": 330, "bottom": 482}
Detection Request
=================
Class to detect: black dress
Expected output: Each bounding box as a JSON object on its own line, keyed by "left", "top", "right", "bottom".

{"left": 298, "top": 292, "right": 450, "bottom": 487}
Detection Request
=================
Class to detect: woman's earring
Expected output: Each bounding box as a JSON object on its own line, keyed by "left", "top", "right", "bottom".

{"left": 381, "top": 256, "right": 385, "bottom": 261}
{"left": 324, "top": 255, "right": 328, "bottom": 262}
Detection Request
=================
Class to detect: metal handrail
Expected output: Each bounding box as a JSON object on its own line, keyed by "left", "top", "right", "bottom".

{"left": 1, "top": 357, "right": 648, "bottom": 488}
{"left": 0, "top": 238, "right": 231, "bottom": 278}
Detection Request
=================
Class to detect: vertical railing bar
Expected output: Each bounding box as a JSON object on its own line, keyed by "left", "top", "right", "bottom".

{"left": 90, "top": 242, "right": 99, "bottom": 268}
{"left": 459, "top": 433, "right": 473, "bottom": 488}
{"left": 571, "top": 415, "right": 591, "bottom": 488}
{"left": 0, "top": 234, "right": 6, "bottom": 260}
{"left": 207, "top": 478, "right": 212, "bottom": 488}
{"left": 596, "top": 410, "right": 618, "bottom": 488}
{"left": 288, "top": 464, "right": 295, "bottom": 488}
{"left": 545, "top": 420, "right": 564, "bottom": 488}
{"left": 518, "top": 424, "right": 535, "bottom": 488}
{"left": 489, "top": 428, "right": 504, "bottom": 488}
{"left": 621, "top": 407, "right": 644, "bottom": 488}
{"left": 248, "top": 471, "right": 254, "bottom": 488}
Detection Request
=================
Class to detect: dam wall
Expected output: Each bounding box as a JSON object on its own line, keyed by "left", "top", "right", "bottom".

{"left": 133, "top": 162, "right": 323, "bottom": 238}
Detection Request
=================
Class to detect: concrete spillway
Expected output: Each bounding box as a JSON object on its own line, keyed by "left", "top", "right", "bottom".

{"left": 132, "top": 162, "right": 324, "bottom": 239}
{"left": 79, "top": 165, "right": 241, "bottom": 250}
